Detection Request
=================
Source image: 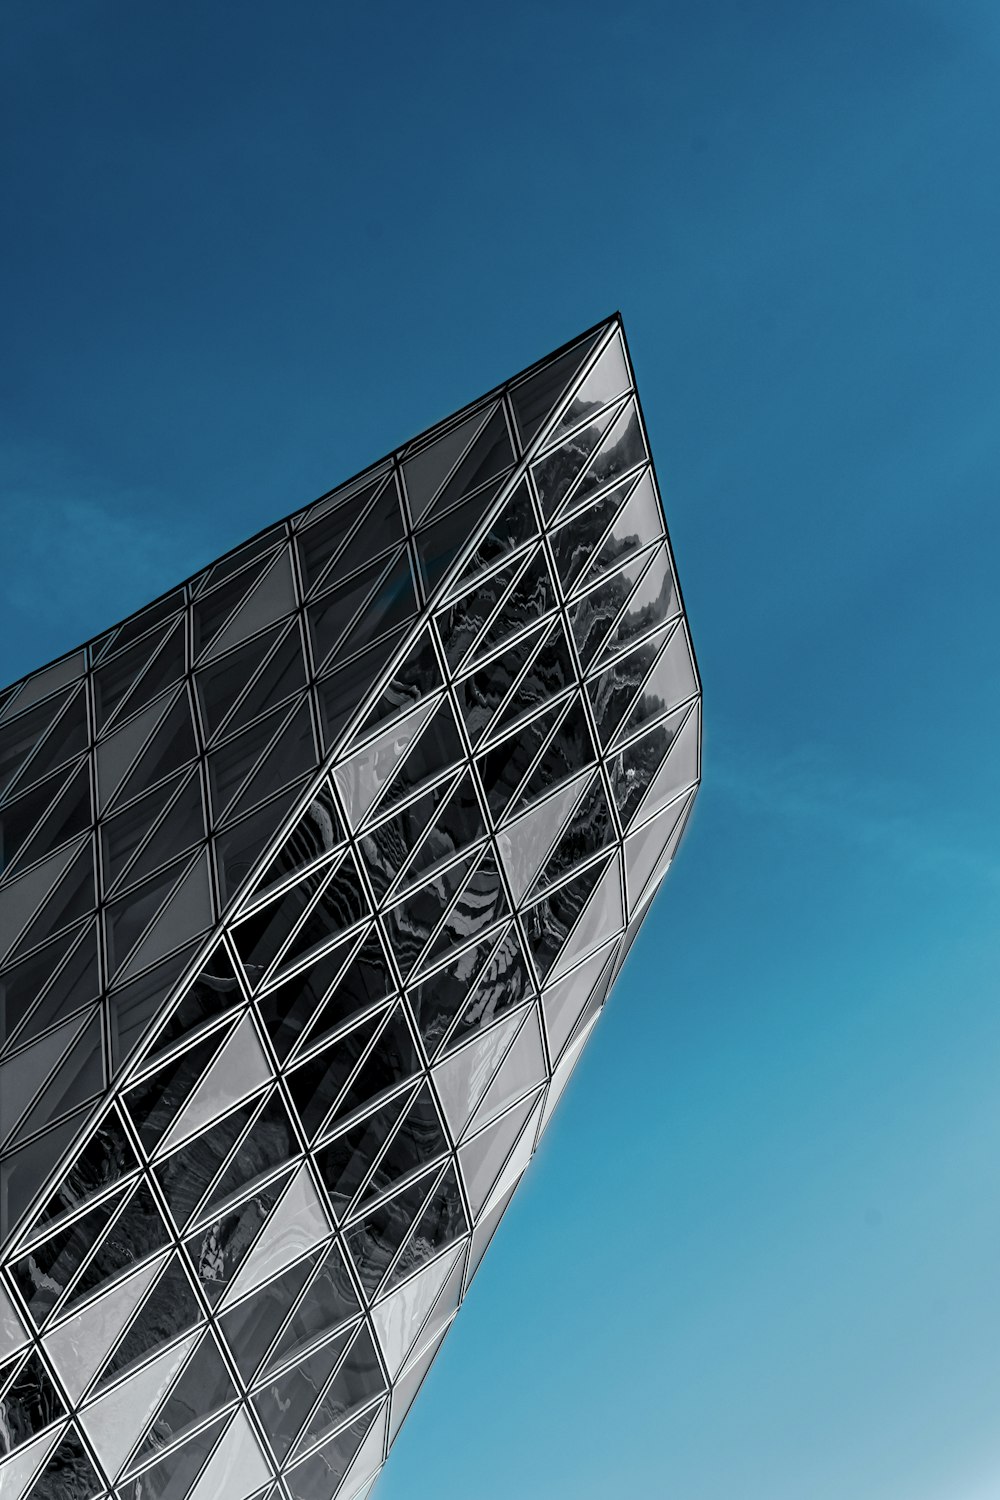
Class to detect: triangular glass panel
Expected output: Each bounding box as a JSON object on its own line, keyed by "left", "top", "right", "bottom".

{"left": 116, "top": 851, "right": 212, "bottom": 983}
{"left": 367, "top": 695, "right": 464, "bottom": 824}
{"left": 325, "top": 474, "right": 404, "bottom": 587}
{"left": 385, "top": 1162, "right": 468, "bottom": 1292}
{"left": 351, "top": 628, "right": 443, "bottom": 742}
{"left": 107, "top": 618, "right": 186, "bottom": 733}
{"left": 316, "top": 627, "right": 410, "bottom": 754}
{"left": 424, "top": 405, "right": 515, "bottom": 522}
{"left": 193, "top": 553, "right": 275, "bottom": 656}
{"left": 508, "top": 696, "right": 596, "bottom": 818}
{"left": 201, "top": 1089, "right": 298, "bottom": 1218}
{"left": 296, "top": 476, "right": 385, "bottom": 594}
{"left": 523, "top": 857, "right": 609, "bottom": 984}
{"left": 0, "top": 1425, "right": 64, "bottom": 1500}
{"left": 544, "top": 328, "right": 631, "bottom": 449}
{"left": 306, "top": 555, "right": 394, "bottom": 675}
{"left": 338, "top": 1400, "right": 388, "bottom": 1500}
{"left": 220, "top": 1163, "right": 330, "bottom": 1309}
{"left": 7, "top": 694, "right": 85, "bottom": 805}
{"left": 285, "top": 1405, "right": 378, "bottom": 1500}
{"left": 477, "top": 1094, "right": 542, "bottom": 1221}
{"left": 392, "top": 770, "right": 486, "bottom": 896}
{"left": 568, "top": 546, "right": 656, "bottom": 672}
{"left": 78, "top": 1330, "right": 198, "bottom": 1480}
{"left": 92, "top": 621, "right": 175, "bottom": 734}
{"left": 195, "top": 620, "right": 285, "bottom": 741}
{"left": 406, "top": 930, "right": 501, "bottom": 1057}
{"left": 531, "top": 399, "right": 624, "bottom": 519}
{"left": 7, "top": 840, "right": 93, "bottom": 966}
{"left": 0, "top": 766, "right": 74, "bottom": 884}
{"left": 121, "top": 1412, "right": 228, "bottom": 1500}
{"left": 531, "top": 772, "right": 616, "bottom": 896}
{"left": 184, "top": 1169, "right": 290, "bottom": 1307}
{"left": 264, "top": 1238, "right": 360, "bottom": 1374}
{"left": 116, "top": 773, "right": 204, "bottom": 897}
{"left": 466, "top": 1006, "right": 546, "bottom": 1135}
{"left": 43, "top": 1251, "right": 167, "bottom": 1402}
{"left": 186, "top": 1407, "right": 271, "bottom": 1500}
{"left": 459, "top": 1089, "right": 541, "bottom": 1217}
{"left": 625, "top": 700, "right": 700, "bottom": 829}
{"left": 541, "top": 942, "right": 615, "bottom": 1060}
{"left": 573, "top": 467, "right": 662, "bottom": 593}
{"left": 202, "top": 549, "right": 296, "bottom": 664}
{"left": 251, "top": 1326, "right": 353, "bottom": 1464}
{"left": 293, "top": 1323, "right": 385, "bottom": 1457}
{"left": 254, "top": 782, "right": 343, "bottom": 898}
{"left": 255, "top": 934, "right": 358, "bottom": 1063}
{"left": 465, "top": 549, "right": 555, "bottom": 667}
{"left": 407, "top": 847, "right": 506, "bottom": 976}
{"left": 402, "top": 404, "right": 494, "bottom": 524}
{"left": 539, "top": 1020, "right": 593, "bottom": 1136}
{"left": 497, "top": 770, "right": 591, "bottom": 905}
{"left": 358, "top": 775, "right": 457, "bottom": 903}
{"left": 0, "top": 689, "right": 75, "bottom": 802}
{"left": 479, "top": 618, "right": 577, "bottom": 749}
{"left": 222, "top": 697, "right": 315, "bottom": 828}
{"left": 415, "top": 480, "right": 508, "bottom": 599}
{"left": 10, "top": 1011, "right": 104, "bottom": 1151}
{"left": 0, "top": 1013, "right": 89, "bottom": 1147}
{"left": 332, "top": 696, "right": 439, "bottom": 830}
{"left": 463, "top": 1182, "right": 516, "bottom": 1293}
{"left": 145, "top": 942, "right": 243, "bottom": 1063}
{"left": 101, "top": 587, "right": 186, "bottom": 656}
{"left": 549, "top": 853, "right": 625, "bottom": 982}
{"left": 357, "top": 1083, "right": 448, "bottom": 1208}
{"left": 435, "top": 554, "right": 523, "bottom": 671}
{"left": 24, "top": 1423, "right": 101, "bottom": 1500}
{"left": 451, "top": 475, "right": 537, "bottom": 590}
{"left": 97, "top": 1253, "right": 202, "bottom": 1387}
{"left": 157, "top": 1014, "right": 270, "bottom": 1155}
{"left": 441, "top": 925, "right": 536, "bottom": 1054}
{"left": 218, "top": 1249, "right": 318, "bottom": 1384}
{"left": 113, "top": 690, "right": 198, "bottom": 812}
{"left": 109, "top": 939, "right": 201, "bottom": 1069}
{"left": 218, "top": 624, "right": 308, "bottom": 745}
{"left": 0, "top": 925, "right": 85, "bottom": 1059}
{"left": 371, "top": 1242, "right": 461, "bottom": 1380}
{"left": 0, "top": 652, "right": 83, "bottom": 725}
{"left": 432, "top": 1008, "right": 525, "bottom": 1140}
{"left": 453, "top": 619, "right": 546, "bottom": 748}
{"left": 101, "top": 772, "right": 187, "bottom": 895}
{"left": 585, "top": 618, "right": 676, "bottom": 748}
{"left": 327, "top": 549, "right": 416, "bottom": 668}
{"left": 561, "top": 396, "right": 646, "bottom": 521}
{"left": 231, "top": 859, "right": 334, "bottom": 986}
{"left": 155, "top": 1097, "right": 260, "bottom": 1229}
{"left": 0, "top": 838, "right": 84, "bottom": 969}
{"left": 0, "top": 1284, "right": 28, "bottom": 1363}
{"left": 94, "top": 690, "right": 178, "bottom": 813}
{"left": 31, "top": 1106, "right": 135, "bottom": 1234}
{"left": 214, "top": 782, "right": 304, "bottom": 908}
{"left": 612, "top": 621, "right": 698, "bottom": 748}
{"left": 0, "top": 762, "right": 90, "bottom": 888}
{"left": 285, "top": 1009, "right": 385, "bottom": 1141}
{"left": 318, "top": 1005, "right": 422, "bottom": 1145}
{"left": 344, "top": 1169, "right": 437, "bottom": 1298}
{"left": 297, "top": 929, "right": 396, "bottom": 1059}
{"left": 549, "top": 471, "right": 637, "bottom": 593}
{"left": 124, "top": 1026, "right": 231, "bottom": 1153}
{"left": 129, "top": 1329, "right": 237, "bottom": 1467}
{"left": 315, "top": 1090, "right": 414, "bottom": 1222}
{"left": 608, "top": 701, "right": 697, "bottom": 829}
{"left": 387, "top": 1327, "right": 446, "bottom": 1444}
{"left": 475, "top": 699, "right": 566, "bottom": 824}
{"left": 625, "top": 789, "right": 695, "bottom": 914}
{"left": 274, "top": 850, "right": 367, "bottom": 977}
{"left": 67, "top": 1180, "right": 171, "bottom": 1311}
{"left": 593, "top": 543, "right": 680, "bottom": 668}
{"left": 509, "top": 328, "right": 604, "bottom": 449}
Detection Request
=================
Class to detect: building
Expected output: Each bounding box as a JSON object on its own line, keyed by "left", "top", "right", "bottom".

{"left": 0, "top": 316, "right": 701, "bottom": 1500}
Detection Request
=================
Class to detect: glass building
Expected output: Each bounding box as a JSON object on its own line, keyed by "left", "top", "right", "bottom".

{"left": 0, "top": 316, "right": 701, "bottom": 1500}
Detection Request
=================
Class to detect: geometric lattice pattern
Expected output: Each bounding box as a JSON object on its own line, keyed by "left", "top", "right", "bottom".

{"left": 0, "top": 316, "right": 701, "bottom": 1500}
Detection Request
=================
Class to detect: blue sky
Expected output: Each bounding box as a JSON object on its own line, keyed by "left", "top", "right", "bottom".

{"left": 3, "top": 3, "right": 1000, "bottom": 1497}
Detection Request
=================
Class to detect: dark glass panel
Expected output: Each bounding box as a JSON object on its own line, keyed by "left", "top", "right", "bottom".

{"left": 331, "top": 550, "right": 416, "bottom": 666}
{"left": 192, "top": 553, "right": 273, "bottom": 657}
{"left": 453, "top": 623, "right": 544, "bottom": 747}
{"left": 607, "top": 713, "right": 683, "bottom": 827}
{"left": 315, "top": 1094, "right": 410, "bottom": 1221}
{"left": 133, "top": 1333, "right": 237, "bottom": 1463}
{"left": 105, "top": 857, "right": 187, "bottom": 979}
{"left": 534, "top": 775, "right": 616, "bottom": 895}
{"left": 322, "top": 1006, "right": 421, "bottom": 1139}
{"left": 207, "top": 703, "right": 290, "bottom": 824}
{"left": 274, "top": 852, "right": 366, "bottom": 974}
{"left": 0, "top": 762, "right": 90, "bottom": 884}
{"left": 99, "top": 588, "right": 186, "bottom": 662}
{"left": 306, "top": 557, "right": 390, "bottom": 673}
{"left": 466, "top": 550, "right": 555, "bottom": 665}
{"left": 352, "top": 630, "right": 442, "bottom": 740}
{"left": 28, "top": 1423, "right": 102, "bottom": 1499}
{"left": 284, "top": 1409, "right": 374, "bottom": 1500}
{"left": 11, "top": 1193, "right": 122, "bottom": 1321}
{"left": 327, "top": 476, "right": 404, "bottom": 584}
{"left": 373, "top": 696, "right": 463, "bottom": 821}
{"left": 531, "top": 401, "right": 621, "bottom": 517}
{"left": 194, "top": 621, "right": 285, "bottom": 740}
{"left": 148, "top": 943, "right": 243, "bottom": 1060}
{"left": 305, "top": 931, "right": 396, "bottom": 1054}
{"left": 1, "top": 924, "right": 98, "bottom": 1056}
{"left": 359, "top": 780, "right": 452, "bottom": 902}
{"left": 0, "top": 1349, "right": 64, "bottom": 1452}
{"left": 315, "top": 629, "right": 407, "bottom": 752}
{"left": 405, "top": 935, "right": 498, "bottom": 1056}
{"left": 434, "top": 556, "right": 521, "bottom": 671}
{"left": 577, "top": 469, "right": 661, "bottom": 586}
{"left": 444, "top": 926, "right": 536, "bottom": 1051}
{"left": 380, "top": 853, "right": 478, "bottom": 983}
{"left": 110, "top": 941, "right": 201, "bottom": 1068}
{"left": 586, "top": 624, "right": 672, "bottom": 747}
{"left": 358, "top": 1084, "right": 447, "bottom": 1207}
{"left": 428, "top": 406, "right": 515, "bottom": 518}
{"left": 386, "top": 1163, "right": 467, "bottom": 1289}
{"left": 0, "top": 692, "right": 76, "bottom": 802}
{"left": 155, "top": 1100, "right": 258, "bottom": 1229}
{"left": 124, "top": 1029, "right": 228, "bottom": 1153}
{"left": 114, "top": 693, "right": 197, "bottom": 810}
{"left": 252, "top": 1328, "right": 352, "bottom": 1463}
{"left": 93, "top": 626, "right": 173, "bottom": 733}
{"left": 475, "top": 701, "right": 563, "bottom": 822}
{"left": 344, "top": 1170, "right": 436, "bottom": 1297}
{"left": 117, "top": 1412, "right": 226, "bottom": 1500}
{"left": 266, "top": 1240, "right": 360, "bottom": 1370}
{"left": 509, "top": 332, "right": 602, "bottom": 447}
{"left": 184, "top": 1172, "right": 287, "bottom": 1306}
{"left": 102, "top": 774, "right": 186, "bottom": 892}
{"left": 222, "top": 698, "right": 315, "bottom": 827}
{"left": 296, "top": 482, "right": 379, "bottom": 593}
{"left": 416, "top": 486, "right": 503, "bottom": 598}
{"left": 214, "top": 784, "right": 303, "bottom": 907}
{"left": 298, "top": 1323, "right": 384, "bottom": 1450}
{"left": 219, "top": 1251, "right": 317, "bottom": 1383}
{"left": 568, "top": 548, "right": 652, "bottom": 670}
{"left": 223, "top": 627, "right": 307, "bottom": 742}
{"left": 15, "top": 690, "right": 88, "bottom": 793}
{"left": 109, "top": 619, "right": 186, "bottom": 731}
{"left": 595, "top": 546, "right": 678, "bottom": 664}
{"left": 119, "top": 775, "right": 204, "bottom": 894}
{"left": 201, "top": 528, "right": 284, "bottom": 594}
{"left": 99, "top": 1254, "right": 201, "bottom": 1384}
{"left": 545, "top": 331, "right": 631, "bottom": 447}
{"left": 10, "top": 843, "right": 94, "bottom": 963}
{"left": 456, "top": 475, "right": 537, "bottom": 584}
{"left": 419, "top": 849, "right": 509, "bottom": 970}
{"left": 68, "top": 1182, "right": 170, "bottom": 1308}
{"left": 396, "top": 771, "right": 485, "bottom": 892}
{"left": 13, "top": 1012, "right": 104, "bottom": 1148}
{"left": 481, "top": 621, "right": 577, "bottom": 747}
{"left": 34, "top": 1109, "right": 136, "bottom": 1231}
{"left": 510, "top": 697, "right": 596, "bottom": 816}
{"left": 0, "top": 927, "right": 79, "bottom": 1052}
{"left": 256, "top": 938, "right": 356, "bottom": 1063}
{"left": 548, "top": 473, "right": 637, "bottom": 592}
{"left": 203, "top": 1091, "right": 298, "bottom": 1214}
{"left": 286, "top": 1010, "right": 385, "bottom": 1140}
{"left": 231, "top": 863, "right": 331, "bottom": 988}
{"left": 0, "top": 1114, "right": 80, "bottom": 1246}
{"left": 523, "top": 859, "right": 608, "bottom": 983}
{"left": 403, "top": 405, "right": 492, "bottom": 523}
{"left": 568, "top": 398, "right": 646, "bottom": 514}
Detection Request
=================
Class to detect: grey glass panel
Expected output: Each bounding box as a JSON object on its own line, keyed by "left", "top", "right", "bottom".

{"left": 0, "top": 763, "right": 90, "bottom": 887}
{"left": 224, "top": 627, "right": 308, "bottom": 746}
{"left": 433, "top": 1009, "right": 524, "bottom": 1139}
{"left": 114, "top": 693, "right": 198, "bottom": 811}
{"left": 371, "top": 695, "right": 464, "bottom": 821}
{"left": 231, "top": 862, "right": 333, "bottom": 987}
{"left": 286, "top": 1011, "right": 384, "bottom": 1141}
{"left": 95, "top": 694, "right": 175, "bottom": 815}
{"left": 102, "top": 588, "right": 187, "bottom": 659}
{"left": 113, "top": 852, "right": 212, "bottom": 983}
{"left": 124, "top": 1029, "right": 229, "bottom": 1153}
{"left": 203, "top": 549, "right": 296, "bottom": 663}
{"left": 0, "top": 692, "right": 76, "bottom": 802}
{"left": 118, "top": 776, "right": 204, "bottom": 896}
{"left": 307, "top": 1005, "right": 420, "bottom": 1143}
{"left": 33, "top": 1111, "right": 134, "bottom": 1232}
{"left": 475, "top": 700, "right": 564, "bottom": 822}
{"left": 533, "top": 774, "right": 616, "bottom": 895}
{"left": 8, "top": 843, "right": 94, "bottom": 966}
{"left": 316, "top": 629, "right": 408, "bottom": 753}
{"left": 0, "top": 652, "right": 83, "bottom": 725}
{"left": 453, "top": 623, "right": 545, "bottom": 747}
{"left": 252, "top": 1328, "right": 351, "bottom": 1462}
{"left": 12, "top": 1012, "right": 104, "bottom": 1150}
{"left": 110, "top": 941, "right": 201, "bottom": 1069}
{"left": 351, "top": 630, "right": 442, "bottom": 740}
{"left": 402, "top": 404, "right": 493, "bottom": 524}
{"left": 510, "top": 697, "right": 596, "bottom": 816}
{"left": 203, "top": 1091, "right": 298, "bottom": 1216}
{"left": 116, "top": 1411, "right": 226, "bottom": 1500}
{"left": 531, "top": 401, "right": 622, "bottom": 518}
{"left": 450, "top": 474, "right": 537, "bottom": 586}
{"left": 208, "top": 703, "right": 298, "bottom": 823}
{"left": 2, "top": 924, "right": 98, "bottom": 1057}
{"left": 545, "top": 330, "right": 631, "bottom": 448}
{"left": 15, "top": 697, "right": 86, "bottom": 801}
{"left": 623, "top": 792, "right": 692, "bottom": 911}
{"left": 0, "top": 1350, "right": 64, "bottom": 1455}
{"left": 93, "top": 625, "right": 174, "bottom": 733}
{"left": 275, "top": 852, "right": 367, "bottom": 975}
{"left": 344, "top": 1170, "right": 436, "bottom": 1297}
{"left": 460, "top": 1091, "right": 539, "bottom": 1215}
{"left": 155, "top": 1101, "right": 259, "bottom": 1229}
{"left": 45, "top": 1253, "right": 166, "bottom": 1404}
{"left": 254, "top": 784, "right": 342, "bottom": 897}
{"left": 406, "top": 934, "right": 499, "bottom": 1056}
{"left": 359, "top": 779, "right": 454, "bottom": 902}
{"left": 219, "top": 1252, "right": 317, "bottom": 1383}
{"left": 541, "top": 944, "right": 612, "bottom": 1059}
{"left": 380, "top": 853, "right": 478, "bottom": 982}
{"left": 417, "top": 849, "right": 508, "bottom": 969}
{"left": 102, "top": 775, "right": 186, "bottom": 893}
{"left": 0, "top": 1015, "right": 89, "bottom": 1147}
{"left": 223, "top": 698, "right": 315, "bottom": 827}
{"left": 285, "top": 1408, "right": 375, "bottom": 1500}
{"left": 627, "top": 701, "right": 700, "bottom": 827}
{"left": 11, "top": 1193, "right": 123, "bottom": 1322}
{"left": 306, "top": 557, "right": 393, "bottom": 674}
{"left": 0, "top": 1114, "right": 82, "bottom": 1246}
{"left": 315, "top": 1094, "right": 411, "bottom": 1222}
{"left": 425, "top": 406, "right": 514, "bottom": 520}
{"left": 108, "top": 620, "right": 186, "bottom": 732}
{"left": 469, "top": 1009, "right": 545, "bottom": 1132}
{"left": 214, "top": 784, "right": 303, "bottom": 907}
{"left": 132, "top": 1333, "right": 236, "bottom": 1466}
{"left": 613, "top": 621, "right": 698, "bottom": 745}
{"left": 297, "top": 1324, "right": 384, "bottom": 1453}
{"left": 416, "top": 484, "right": 505, "bottom": 598}
{"left": 99, "top": 1255, "right": 201, "bottom": 1385}
{"left": 596, "top": 545, "right": 678, "bottom": 664}
{"left": 332, "top": 698, "right": 439, "bottom": 831}
{"left": 499, "top": 772, "right": 590, "bottom": 905}
{"left": 266, "top": 1240, "right": 360, "bottom": 1370}
{"left": 0, "top": 926, "right": 78, "bottom": 1054}
{"left": 396, "top": 771, "right": 486, "bottom": 894}
{"left": 26, "top": 1423, "right": 102, "bottom": 1499}
{"left": 327, "top": 477, "right": 404, "bottom": 586}
{"left": 184, "top": 1172, "right": 288, "bottom": 1307}
{"left": 325, "top": 550, "right": 415, "bottom": 670}
{"left": 67, "top": 1182, "right": 170, "bottom": 1310}
{"left": 607, "top": 703, "right": 691, "bottom": 828}
{"left": 147, "top": 944, "right": 242, "bottom": 1062}
{"left": 434, "top": 556, "right": 522, "bottom": 671}
{"left": 585, "top": 620, "right": 674, "bottom": 748}
{"left": 523, "top": 859, "right": 609, "bottom": 983}
{"left": 509, "top": 330, "right": 602, "bottom": 447}
{"left": 466, "top": 550, "right": 555, "bottom": 666}
{"left": 357, "top": 1084, "right": 447, "bottom": 1208}
{"left": 296, "top": 478, "right": 384, "bottom": 593}
{"left": 568, "top": 548, "right": 654, "bottom": 670}
{"left": 562, "top": 398, "right": 645, "bottom": 520}
{"left": 192, "top": 555, "right": 274, "bottom": 656}
{"left": 548, "top": 472, "right": 637, "bottom": 593}
{"left": 576, "top": 468, "right": 662, "bottom": 589}
{"left": 385, "top": 1163, "right": 467, "bottom": 1291}
{"left": 480, "top": 619, "right": 577, "bottom": 747}
{"left": 256, "top": 936, "right": 356, "bottom": 1062}
{"left": 195, "top": 621, "right": 284, "bottom": 741}
{"left": 550, "top": 855, "right": 624, "bottom": 981}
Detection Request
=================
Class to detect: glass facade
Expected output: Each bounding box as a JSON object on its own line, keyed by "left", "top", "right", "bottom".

{"left": 0, "top": 316, "right": 701, "bottom": 1500}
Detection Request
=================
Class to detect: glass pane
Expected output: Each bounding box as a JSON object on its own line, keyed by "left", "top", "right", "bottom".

{"left": 156, "top": 1013, "right": 269, "bottom": 1153}
{"left": 385, "top": 1163, "right": 467, "bottom": 1291}
{"left": 11, "top": 1192, "right": 123, "bottom": 1322}
{"left": 43, "top": 1254, "right": 167, "bottom": 1402}
{"left": 358, "top": 778, "right": 455, "bottom": 902}
{"left": 369, "top": 696, "right": 464, "bottom": 823}
{"left": 11, "top": 1012, "right": 104, "bottom": 1149}
{"left": 315, "top": 629, "right": 407, "bottom": 753}
{"left": 222, "top": 1165, "right": 330, "bottom": 1308}
{"left": 24, "top": 1425, "right": 101, "bottom": 1499}
{"left": 480, "top": 620, "right": 577, "bottom": 748}
{"left": 425, "top": 406, "right": 514, "bottom": 521}
{"left": 185, "top": 1408, "right": 271, "bottom": 1500}
{"left": 575, "top": 468, "right": 662, "bottom": 590}
{"left": 585, "top": 620, "right": 674, "bottom": 747}
{"left": 300, "top": 931, "right": 396, "bottom": 1056}
{"left": 508, "top": 697, "right": 596, "bottom": 817}
{"left": 273, "top": 852, "right": 367, "bottom": 976}
{"left": 219, "top": 1252, "right": 317, "bottom": 1383}
{"left": 331, "top": 698, "right": 439, "bottom": 830}
{"left": 306, "top": 557, "right": 392, "bottom": 674}
{"left": 568, "top": 547, "right": 654, "bottom": 670}
{"left": 465, "top": 550, "right": 555, "bottom": 666}
{"left": 0, "top": 1350, "right": 64, "bottom": 1455}
{"left": 297, "top": 1327, "right": 385, "bottom": 1455}
{"left": 344, "top": 1170, "right": 436, "bottom": 1297}
{"left": 251, "top": 1328, "right": 351, "bottom": 1463}
{"left": 606, "top": 702, "right": 692, "bottom": 828}
{"left": 545, "top": 330, "right": 631, "bottom": 447}
{"left": 155, "top": 1101, "right": 258, "bottom": 1229}
{"left": 98, "top": 1254, "right": 201, "bottom": 1386}
{"left": 394, "top": 771, "right": 486, "bottom": 894}
{"left": 296, "top": 478, "right": 384, "bottom": 593}
{"left": 0, "top": 926, "right": 87, "bottom": 1056}
{"left": 443, "top": 926, "right": 535, "bottom": 1053}
{"left": 315, "top": 1093, "right": 411, "bottom": 1223}
{"left": 623, "top": 790, "right": 693, "bottom": 912}
{"left": 533, "top": 774, "right": 615, "bottom": 896}
{"left": 432, "top": 1008, "right": 525, "bottom": 1138}
{"left": 626, "top": 701, "right": 700, "bottom": 829}
{"left": 193, "top": 555, "right": 274, "bottom": 656}
{"left": 451, "top": 475, "right": 537, "bottom": 586}
{"left": 130, "top": 1332, "right": 236, "bottom": 1465}
{"left": 203, "top": 1090, "right": 297, "bottom": 1216}
{"left": 595, "top": 545, "right": 679, "bottom": 665}
{"left": 412, "top": 848, "right": 509, "bottom": 973}
{"left": 351, "top": 630, "right": 443, "bottom": 740}
{"left": 357, "top": 1084, "right": 447, "bottom": 1207}
{"left": 467, "top": 1008, "right": 546, "bottom": 1134}
{"left": 475, "top": 700, "right": 564, "bottom": 823}
{"left": 405, "top": 933, "right": 499, "bottom": 1057}
{"left": 265, "top": 1240, "right": 360, "bottom": 1371}
{"left": 0, "top": 762, "right": 89, "bottom": 885}
{"left": 509, "top": 330, "right": 602, "bottom": 448}
{"left": 612, "top": 621, "right": 698, "bottom": 747}
{"left": 221, "top": 627, "right": 308, "bottom": 745}
{"left": 453, "top": 621, "right": 545, "bottom": 748}
{"left": 231, "top": 862, "right": 333, "bottom": 988}
{"left": 498, "top": 771, "right": 590, "bottom": 905}
{"left": 372, "top": 1245, "right": 460, "bottom": 1377}
{"left": 380, "top": 853, "right": 478, "bottom": 984}
{"left": 331, "top": 550, "right": 415, "bottom": 667}
{"left": 114, "top": 1412, "right": 227, "bottom": 1500}
{"left": 202, "top": 550, "right": 296, "bottom": 664}
{"left": 286, "top": 1011, "right": 386, "bottom": 1141}
{"left": 124, "top": 1029, "right": 229, "bottom": 1154}
{"left": 314, "top": 1006, "right": 421, "bottom": 1144}
{"left": 68, "top": 1182, "right": 170, "bottom": 1311}
{"left": 78, "top": 1331, "right": 199, "bottom": 1482}
{"left": 110, "top": 942, "right": 201, "bottom": 1069}
{"left": 460, "top": 1090, "right": 540, "bottom": 1216}
{"left": 549, "top": 855, "right": 625, "bottom": 981}
{"left": 256, "top": 935, "right": 359, "bottom": 1063}
{"left": 184, "top": 1172, "right": 289, "bottom": 1308}
{"left": 541, "top": 943, "right": 614, "bottom": 1059}
{"left": 434, "top": 556, "right": 522, "bottom": 671}
{"left": 284, "top": 1407, "right": 376, "bottom": 1500}
{"left": 402, "top": 405, "right": 493, "bottom": 524}
{"left": 523, "top": 858, "right": 608, "bottom": 983}
{"left": 147, "top": 944, "right": 243, "bottom": 1061}
{"left": 256, "top": 783, "right": 343, "bottom": 897}
{"left": 531, "top": 401, "right": 622, "bottom": 517}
